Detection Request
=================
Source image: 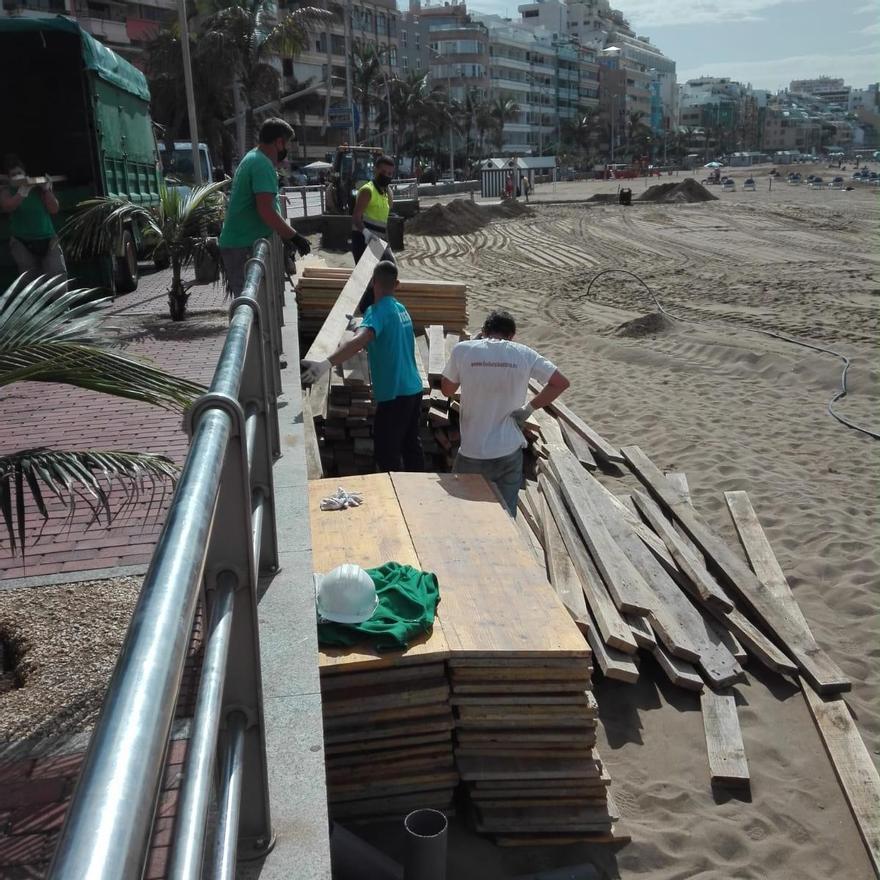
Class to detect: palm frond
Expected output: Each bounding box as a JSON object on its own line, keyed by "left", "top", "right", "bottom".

{"left": 0, "top": 275, "right": 204, "bottom": 407}
{"left": 0, "top": 448, "right": 178, "bottom": 555}
{"left": 59, "top": 199, "right": 161, "bottom": 261}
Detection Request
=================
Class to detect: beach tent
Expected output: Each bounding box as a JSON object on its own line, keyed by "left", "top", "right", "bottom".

{"left": 303, "top": 160, "right": 332, "bottom": 171}
{"left": 704, "top": 161, "right": 723, "bottom": 168}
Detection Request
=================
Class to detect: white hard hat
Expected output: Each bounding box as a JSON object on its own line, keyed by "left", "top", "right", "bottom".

{"left": 315, "top": 564, "right": 378, "bottom": 624}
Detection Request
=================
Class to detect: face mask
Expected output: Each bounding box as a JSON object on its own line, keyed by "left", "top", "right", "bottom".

{"left": 277, "top": 147, "right": 288, "bottom": 162}
{"left": 376, "top": 173, "right": 391, "bottom": 187}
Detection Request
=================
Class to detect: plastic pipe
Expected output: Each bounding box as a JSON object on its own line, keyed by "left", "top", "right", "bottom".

{"left": 403, "top": 809, "right": 448, "bottom": 880}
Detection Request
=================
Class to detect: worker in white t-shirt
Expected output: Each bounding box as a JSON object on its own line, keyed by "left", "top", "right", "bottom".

{"left": 441, "top": 309, "right": 570, "bottom": 515}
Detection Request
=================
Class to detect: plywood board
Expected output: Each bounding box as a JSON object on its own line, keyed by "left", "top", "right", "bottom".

{"left": 802, "top": 683, "right": 880, "bottom": 874}
{"left": 456, "top": 754, "right": 603, "bottom": 781}
{"left": 310, "top": 474, "right": 449, "bottom": 670}
{"left": 390, "top": 472, "right": 589, "bottom": 658}
{"left": 622, "top": 445, "right": 848, "bottom": 694}
{"left": 701, "top": 689, "right": 750, "bottom": 786}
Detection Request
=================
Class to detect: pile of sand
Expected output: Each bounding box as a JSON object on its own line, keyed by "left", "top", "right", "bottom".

{"left": 639, "top": 178, "right": 717, "bottom": 204}
{"left": 406, "top": 198, "right": 532, "bottom": 235}
{"left": 614, "top": 311, "right": 676, "bottom": 338}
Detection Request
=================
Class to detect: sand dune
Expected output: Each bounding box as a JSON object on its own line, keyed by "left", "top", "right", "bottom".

{"left": 399, "top": 173, "right": 879, "bottom": 879}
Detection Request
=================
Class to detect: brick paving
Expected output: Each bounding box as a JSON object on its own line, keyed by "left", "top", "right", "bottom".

{"left": 0, "top": 267, "right": 230, "bottom": 581}
{"left": 0, "top": 266, "right": 227, "bottom": 876}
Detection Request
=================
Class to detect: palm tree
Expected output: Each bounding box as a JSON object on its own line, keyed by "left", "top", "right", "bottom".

{"left": 61, "top": 182, "right": 229, "bottom": 322}
{"left": 490, "top": 98, "right": 520, "bottom": 153}
{"left": 198, "top": 0, "right": 333, "bottom": 156}
{"left": 475, "top": 101, "right": 494, "bottom": 158}
{"left": 350, "top": 39, "right": 388, "bottom": 144}
{"left": 627, "top": 111, "right": 649, "bottom": 157}
{"left": 382, "top": 71, "right": 429, "bottom": 156}
{"left": 0, "top": 275, "right": 202, "bottom": 554}
{"left": 562, "top": 107, "right": 596, "bottom": 159}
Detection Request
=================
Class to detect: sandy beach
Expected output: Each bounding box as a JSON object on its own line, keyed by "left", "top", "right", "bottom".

{"left": 390, "top": 167, "right": 879, "bottom": 879}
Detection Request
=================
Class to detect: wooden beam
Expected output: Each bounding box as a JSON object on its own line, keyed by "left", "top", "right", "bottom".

{"left": 802, "top": 682, "right": 880, "bottom": 874}
{"left": 700, "top": 689, "right": 750, "bottom": 786}
{"left": 538, "top": 472, "right": 638, "bottom": 654}
{"left": 622, "top": 445, "right": 850, "bottom": 695}
{"left": 303, "top": 236, "right": 385, "bottom": 362}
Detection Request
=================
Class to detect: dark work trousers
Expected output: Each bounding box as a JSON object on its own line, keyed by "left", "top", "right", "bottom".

{"left": 373, "top": 392, "right": 425, "bottom": 473}
{"left": 351, "top": 229, "right": 396, "bottom": 314}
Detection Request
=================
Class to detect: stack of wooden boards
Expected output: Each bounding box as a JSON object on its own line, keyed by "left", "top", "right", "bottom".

{"left": 298, "top": 250, "right": 468, "bottom": 476}
{"left": 309, "top": 472, "right": 621, "bottom": 843}
{"left": 296, "top": 265, "right": 468, "bottom": 336}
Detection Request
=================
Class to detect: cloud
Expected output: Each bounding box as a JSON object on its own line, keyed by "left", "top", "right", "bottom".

{"left": 678, "top": 50, "right": 880, "bottom": 90}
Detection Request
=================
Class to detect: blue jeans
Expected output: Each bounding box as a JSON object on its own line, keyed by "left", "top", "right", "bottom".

{"left": 454, "top": 448, "right": 523, "bottom": 516}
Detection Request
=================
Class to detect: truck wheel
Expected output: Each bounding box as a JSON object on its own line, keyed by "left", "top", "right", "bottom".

{"left": 115, "top": 230, "right": 139, "bottom": 293}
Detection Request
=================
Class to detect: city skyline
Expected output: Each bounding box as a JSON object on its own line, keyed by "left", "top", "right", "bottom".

{"left": 464, "top": 0, "right": 877, "bottom": 91}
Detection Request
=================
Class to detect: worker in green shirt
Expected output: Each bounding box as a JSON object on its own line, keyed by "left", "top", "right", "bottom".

{"left": 218, "top": 118, "right": 311, "bottom": 295}
{"left": 301, "top": 261, "right": 424, "bottom": 472}
{"left": 0, "top": 154, "right": 66, "bottom": 284}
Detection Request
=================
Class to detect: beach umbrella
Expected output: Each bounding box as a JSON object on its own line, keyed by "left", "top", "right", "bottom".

{"left": 303, "top": 160, "right": 332, "bottom": 171}
{"left": 704, "top": 161, "right": 723, "bottom": 168}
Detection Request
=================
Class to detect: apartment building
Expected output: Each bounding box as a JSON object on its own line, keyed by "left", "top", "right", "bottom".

{"left": 283, "top": 0, "right": 400, "bottom": 160}
{"left": 1, "top": 0, "right": 174, "bottom": 63}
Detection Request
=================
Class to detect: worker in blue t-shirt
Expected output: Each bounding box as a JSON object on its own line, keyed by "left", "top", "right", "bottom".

{"left": 301, "top": 261, "right": 424, "bottom": 472}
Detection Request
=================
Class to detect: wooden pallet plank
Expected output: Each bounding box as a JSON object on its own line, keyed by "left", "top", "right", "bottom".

{"left": 802, "top": 682, "right": 880, "bottom": 874}
{"left": 538, "top": 472, "right": 638, "bottom": 653}
{"left": 539, "top": 491, "right": 590, "bottom": 629}
{"left": 390, "top": 472, "right": 589, "bottom": 658}
{"left": 652, "top": 641, "right": 704, "bottom": 692}
{"left": 301, "top": 386, "right": 324, "bottom": 479}
{"left": 584, "top": 617, "right": 639, "bottom": 684}
{"left": 303, "top": 237, "right": 385, "bottom": 362}
{"left": 700, "top": 689, "right": 750, "bottom": 786}
{"left": 622, "top": 445, "right": 850, "bottom": 694}
{"left": 664, "top": 471, "right": 704, "bottom": 558}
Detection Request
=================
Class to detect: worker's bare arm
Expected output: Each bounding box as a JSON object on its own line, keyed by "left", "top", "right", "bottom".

{"left": 328, "top": 327, "right": 376, "bottom": 367}
{"left": 255, "top": 192, "right": 296, "bottom": 239}
{"left": 530, "top": 369, "right": 570, "bottom": 410}
{"left": 440, "top": 377, "right": 460, "bottom": 397}
{"left": 351, "top": 189, "right": 371, "bottom": 232}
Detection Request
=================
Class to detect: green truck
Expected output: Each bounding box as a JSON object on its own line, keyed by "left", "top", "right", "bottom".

{"left": 0, "top": 16, "right": 162, "bottom": 292}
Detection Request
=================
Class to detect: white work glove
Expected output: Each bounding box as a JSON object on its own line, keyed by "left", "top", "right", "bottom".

{"left": 301, "top": 358, "right": 331, "bottom": 386}
{"left": 510, "top": 403, "right": 534, "bottom": 429}
{"left": 16, "top": 183, "right": 32, "bottom": 199}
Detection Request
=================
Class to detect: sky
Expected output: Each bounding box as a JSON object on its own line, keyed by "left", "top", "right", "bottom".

{"left": 463, "top": 0, "right": 880, "bottom": 91}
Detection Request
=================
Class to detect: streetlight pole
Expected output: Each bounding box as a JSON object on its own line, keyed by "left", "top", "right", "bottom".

{"left": 176, "top": 0, "right": 202, "bottom": 184}
{"left": 343, "top": 0, "right": 356, "bottom": 144}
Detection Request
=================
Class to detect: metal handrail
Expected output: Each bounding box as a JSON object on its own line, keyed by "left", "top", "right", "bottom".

{"left": 48, "top": 237, "right": 286, "bottom": 880}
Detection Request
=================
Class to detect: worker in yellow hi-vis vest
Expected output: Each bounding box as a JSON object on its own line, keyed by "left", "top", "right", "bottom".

{"left": 351, "top": 154, "right": 396, "bottom": 314}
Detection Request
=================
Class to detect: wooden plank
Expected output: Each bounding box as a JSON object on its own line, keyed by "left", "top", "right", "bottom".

{"left": 631, "top": 490, "right": 734, "bottom": 612}
{"left": 456, "top": 754, "right": 603, "bottom": 781}
{"left": 627, "top": 614, "right": 656, "bottom": 649}
{"left": 426, "top": 324, "right": 447, "bottom": 381}
{"left": 664, "top": 471, "right": 704, "bottom": 558}
{"left": 700, "top": 689, "right": 750, "bottom": 786}
{"left": 530, "top": 406, "right": 566, "bottom": 448}
{"left": 720, "top": 607, "right": 798, "bottom": 675}
{"left": 390, "top": 472, "right": 589, "bottom": 658}
{"left": 304, "top": 236, "right": 385, "bottom": 362}
{"left": 723, "top": 490, "right": 850, "bottom": 693}
{"left": 802, "top": 683, "right": 880, "bottom": 873}
{"left": 538, "top": 472, "right": 638, "bottom": 653}
{"left": 539, "top": 491, "right": 590, "bottom": 629}
{"left": 412, "top": 335, "right": 430, "bottom": 394}
{"left": 584, "top": 618, "right": 639, "bottom": 684}
{"left": 568, "top": 471, "right": 743, "bottom": 685}
{"left": 310, "top": 474, "right": 450, "bottom": 671}
{"left": 528, "top": 380, "right": 622, "bottom": 462}
{"left": 622, "top": 445, "right": 850, "bottom": 694}
{"left": 652, "top": 642, "right": 704, "bottom": 692}
{"left": 559, "top": 419, "right": 597, "bottom": 470}
{"left": 545, "top": 451, "right": 655, "bottom": 617}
